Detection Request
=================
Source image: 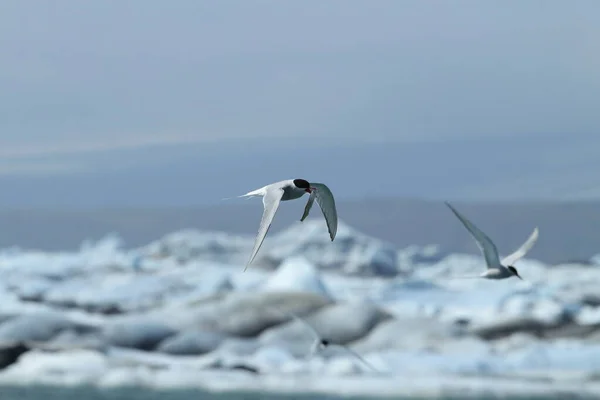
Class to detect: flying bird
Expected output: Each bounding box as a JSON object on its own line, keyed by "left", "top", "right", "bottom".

{"left": 267, "top": 307, "right": 379, "bottom": 373}
{"left": 445, "top": 202, "right": 539, "bottom": 280}
{"left": 238, "top": 179, "right": 337, "bottom": 270}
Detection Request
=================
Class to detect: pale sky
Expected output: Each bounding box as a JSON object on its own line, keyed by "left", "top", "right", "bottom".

{"left": 0, "top": 1, "right": 599, "bottom": 205}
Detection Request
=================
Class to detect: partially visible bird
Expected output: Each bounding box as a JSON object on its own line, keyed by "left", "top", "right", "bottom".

{"left": 267, "top": 307, "right": 379, "bottom": 373}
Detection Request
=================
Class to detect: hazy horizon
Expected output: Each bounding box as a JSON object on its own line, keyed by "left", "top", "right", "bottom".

{"left": 1, "top": 1, "right": 599, "bottom": 207}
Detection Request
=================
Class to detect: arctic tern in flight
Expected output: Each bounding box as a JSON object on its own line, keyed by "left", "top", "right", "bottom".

{"left": 267, "top": 307, "right": 379, "bottom": 373}
{"left": 237, "top": 179, "right": 338, "bottom": 271}
{"left": 445, "top": 202, "right": 539, "bottom": 280}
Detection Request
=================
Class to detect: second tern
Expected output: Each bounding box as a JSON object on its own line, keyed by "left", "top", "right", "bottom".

{"left": 268, "top": 307, "right": 379, "bottom": 373}
{"left": 445, "top": 201, "right": 539, "bottom": 280}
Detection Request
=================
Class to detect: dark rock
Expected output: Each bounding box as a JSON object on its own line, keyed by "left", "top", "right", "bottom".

{"left": 0, "top": 341, "right": 30, "bottom": 370}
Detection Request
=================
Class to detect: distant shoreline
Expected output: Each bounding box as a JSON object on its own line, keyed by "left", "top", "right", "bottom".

{"left": 0, "top": 199, "right": 598, "bottom": 264}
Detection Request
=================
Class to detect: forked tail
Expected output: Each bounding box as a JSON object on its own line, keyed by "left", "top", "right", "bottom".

{"left": 222, "top": 186, "right": 267, "bottom": 201}
{"left": 221, "top": 189, "right": 266, "bottom": 201}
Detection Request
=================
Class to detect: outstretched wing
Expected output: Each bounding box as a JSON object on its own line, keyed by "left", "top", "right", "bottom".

{"left": 300, "top": 191, "right": 316, "bottom": 222}
{"left": 445, "top": 202, "right": 501, "bottom": 269}
{"left": 333, "top": 344, "right": 380, "bottom": 373}
{"left": 266, "top": 306, "right": 322, "bottom": 359}
{"left": 266, "top": 306, "right": 321, "bottom": 342}
{"left": 301, "top": 183, "right": 338, "bottom": 241}
{"left": 308, "top": 340, "right": 321, "bottom": 359}
{"left": 289, "top": 311, "right": 323, "bottom": 360}
{"left": 501, "top": 227, "right": 539, "bottom": 266}
{"left": 288, "top": 312, "right": 322, "bottom": 342}
{"left": 245, "top": 188, "right": 284, "bottom": 270}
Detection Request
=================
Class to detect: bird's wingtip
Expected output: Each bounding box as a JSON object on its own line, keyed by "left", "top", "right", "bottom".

{"left": 329, "top": 229, "right": 337, "bottom": 241}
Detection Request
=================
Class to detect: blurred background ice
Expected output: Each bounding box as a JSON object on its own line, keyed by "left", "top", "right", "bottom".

{"left": 1, "top": 220, "right": 600, "bottom": 398}
{"left": 1, "top": 1, "right": 600, "bottom": 398}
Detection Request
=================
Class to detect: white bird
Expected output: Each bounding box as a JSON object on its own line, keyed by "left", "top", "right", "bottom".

{"left": 238, "top": 179, "right": 337, "bottom": 271}
{"left": 445, "top": 202, "right": 539, "bottom": 280}
{"left": 268, "top": 307, "right": 379, "bottom": 373}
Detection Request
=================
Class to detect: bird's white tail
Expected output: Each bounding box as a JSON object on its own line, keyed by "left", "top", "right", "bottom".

{"left": 221, "top": 195, "right": 255, "bottom": 201}
{"left": 222, "top": 186, "right": 267, "bottom": 201}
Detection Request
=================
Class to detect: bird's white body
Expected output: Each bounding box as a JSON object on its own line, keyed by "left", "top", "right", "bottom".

{"left": 446, "top": 202, "right": 539, "bottom": 281}
{"left": 241, "top": 180, "right": 307, "bottom": 202}
{"left": 479, "top": 267, "right": 515, "bottom": 280}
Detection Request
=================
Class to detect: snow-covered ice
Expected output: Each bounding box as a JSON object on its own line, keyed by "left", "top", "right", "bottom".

{"left": 0, "top": 219, "right": 599, "bottom": 398}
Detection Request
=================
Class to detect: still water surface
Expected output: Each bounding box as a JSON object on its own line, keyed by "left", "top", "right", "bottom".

{"left": 0, "top": 385, "right": 582, "bottom": 400}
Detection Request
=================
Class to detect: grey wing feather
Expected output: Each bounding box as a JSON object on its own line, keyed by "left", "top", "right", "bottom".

{"left": 501, "top": 227, "right": 539, "bottom": 266}
{"left": 265, "top": 306, "right": 321, "bottom": 341}
{"left": 445, "top": 202, "right": 501, "bottom": 268}
{"left": 289, "top": 311, "right": 321, "bottom": 342}
{"left": 265, "top": 306, "right": 321, "bottom": 358}
{"left": 288, "top": 311, "right": 322, "bottom": 359}
{"left": 308, "top": 340, "right": 321, "bottom": 359}
{"left": 335, "top": 344, "right": 380, "bottom": 373}
{"left": 300, "top": 191, "right": 316, "bottom": 222}
{"left": 308, "top": 183, "right": 338, "bottom": 241}
{"left": 245, "top": 188, "right": 284, "bottom": 270}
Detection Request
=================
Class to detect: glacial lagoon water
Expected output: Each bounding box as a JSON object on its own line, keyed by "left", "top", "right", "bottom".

{"left": 0, "top": 385, "right": 583, "bottom": 400}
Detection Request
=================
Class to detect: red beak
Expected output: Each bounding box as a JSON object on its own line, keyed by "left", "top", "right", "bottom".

{"left": 306, "top": 188, "right": 312, "bottom": 193}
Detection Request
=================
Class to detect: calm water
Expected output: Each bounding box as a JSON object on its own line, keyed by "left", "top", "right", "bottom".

{"left": 0, "top": 386, "right": 584, "bottom": 400}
